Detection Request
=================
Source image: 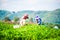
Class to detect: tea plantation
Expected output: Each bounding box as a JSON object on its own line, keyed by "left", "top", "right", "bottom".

{"left": 0, "top": 22, "right": 60, "bottom": 40}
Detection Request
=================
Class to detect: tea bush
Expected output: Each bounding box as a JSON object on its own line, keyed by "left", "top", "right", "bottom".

{"left": 0, "top": 22, "right": 60, "bottom": 40}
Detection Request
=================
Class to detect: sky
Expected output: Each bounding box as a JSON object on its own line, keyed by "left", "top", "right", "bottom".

{"left": 0, "top": 0, "right": 60, "bottom": 11}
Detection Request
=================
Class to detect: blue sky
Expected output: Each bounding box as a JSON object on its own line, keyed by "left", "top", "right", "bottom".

{"left": 0, "top": 0, "right": 60, "bottom": 11}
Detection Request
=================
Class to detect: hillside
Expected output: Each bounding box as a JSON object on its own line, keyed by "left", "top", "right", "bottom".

{"left": 0, "top": 10, "right": 11, "bottom": 20}
{"left": 0, "top": 9, "right": 60, "bottom": 24}
{"left": 0, "top": 10, "right": 49, "bottom": 20}
{"left": 42, "top": 9, "right": 60, "bottom": 24}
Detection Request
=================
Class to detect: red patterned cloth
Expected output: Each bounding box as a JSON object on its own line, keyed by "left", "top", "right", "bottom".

{"left": 23, "top": 14, "right": 28, "bottom": 19}
{"left": 23, "top": 16, "right": 28, "bottom": 19}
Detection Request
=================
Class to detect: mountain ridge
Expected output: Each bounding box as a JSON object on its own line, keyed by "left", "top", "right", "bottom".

{"left": 0, "top": 9, "right": 60, "bottom": 24}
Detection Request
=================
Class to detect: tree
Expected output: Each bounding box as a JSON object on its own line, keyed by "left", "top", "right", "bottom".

{"left": 4, "top": 17, "right": 11, "bottom": 22}
{"left": 14, "top": 17, "right": 19, "bottom": 22}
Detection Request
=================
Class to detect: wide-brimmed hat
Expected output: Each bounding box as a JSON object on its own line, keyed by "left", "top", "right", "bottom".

{"left": 35, "top": 16, "right": 39, "bottom": 19}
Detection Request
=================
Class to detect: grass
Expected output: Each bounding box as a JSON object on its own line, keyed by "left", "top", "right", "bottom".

{"left": 0, "top": 22, "right": 60, "bottom": 40}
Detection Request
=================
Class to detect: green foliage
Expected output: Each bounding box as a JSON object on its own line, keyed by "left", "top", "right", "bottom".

{"left": 4, "top": 17, "right": 11, "bottom": 21}
{"left": 14, "top": 17, "right": 19, "bottom": 22}
{"left": 0, "top": 22, "right": 60, "bottom": 40}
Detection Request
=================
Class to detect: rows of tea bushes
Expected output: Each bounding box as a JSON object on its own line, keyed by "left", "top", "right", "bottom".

{"left": 0, "top": 22, "right": 60, "bottom": 40}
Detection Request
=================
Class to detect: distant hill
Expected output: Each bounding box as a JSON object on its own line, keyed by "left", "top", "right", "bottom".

{"left": 0, "top": 10, "right": 11, "bottom": 20}
{"left": 0, "top": 9, "right": 60, "bottom": 24}
{"left": 42, "top": 9, "right": 60, "bottom": 24}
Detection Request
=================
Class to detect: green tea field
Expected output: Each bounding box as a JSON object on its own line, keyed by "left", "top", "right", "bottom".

{"left": 0, "top": 22, "right": 60, "bottom": 40}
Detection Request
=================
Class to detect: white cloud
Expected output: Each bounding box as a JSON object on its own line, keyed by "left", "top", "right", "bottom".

{"left": 26, "top": 0, "right": 38, "bottom": 4}
{"left": 0, "top": 0, "right": 60, "bottom": 11}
